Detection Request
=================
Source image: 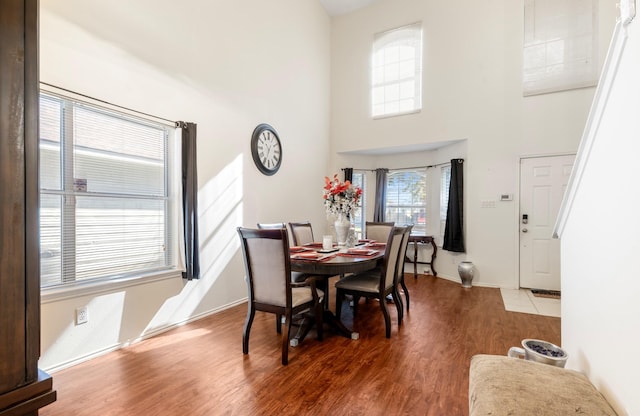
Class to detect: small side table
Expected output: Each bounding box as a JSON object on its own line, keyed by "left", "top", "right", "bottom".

{"left": 406, "top": 234, "right": 437, "bottom": 277}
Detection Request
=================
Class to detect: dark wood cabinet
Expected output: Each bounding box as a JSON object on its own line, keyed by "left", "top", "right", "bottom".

{"left": 1, "top": 0, "right": 56, "bottom": 414}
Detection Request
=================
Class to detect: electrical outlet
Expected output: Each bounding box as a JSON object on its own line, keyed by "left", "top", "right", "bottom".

{"left": 76, "top": 306, "right": 88, "bottom": 325}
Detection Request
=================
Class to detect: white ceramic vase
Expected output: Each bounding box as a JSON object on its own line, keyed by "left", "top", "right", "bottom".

{"left": 458, "top": 261, "right": 474, "bottom": 288}
{"left": 334, "top": 213, "right": 350, "bottom": 245}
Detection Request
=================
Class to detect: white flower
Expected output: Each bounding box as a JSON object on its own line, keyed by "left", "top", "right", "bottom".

{"left": 323, "top": 174, "right": 362, "bottom": 217}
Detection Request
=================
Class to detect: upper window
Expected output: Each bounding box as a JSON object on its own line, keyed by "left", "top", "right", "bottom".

{"left": 371, "top": 22, "right": 423, "bottom": 118}
{"left": 385, "top": 168, "right": 427, "bottom": 234}
{"left": 39, "top": 92, "right": 176, "bottom": 288}
{"left": 523, "top": 0, "right": 598, "bottom": 95}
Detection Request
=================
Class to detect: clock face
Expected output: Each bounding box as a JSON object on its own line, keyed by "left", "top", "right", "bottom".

{"left": 251, "top": 124, "right": 282, "bottom": 175}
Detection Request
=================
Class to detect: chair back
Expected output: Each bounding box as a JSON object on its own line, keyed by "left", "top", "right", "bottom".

{"left": 365, "top": 221, "right": 395, "bottom": 243}
{"left": 288, "top": 221, "right": 314, "bottom": 246}
{"left": 381, "top": 227, "right": 405, "bottom": 290}
{"left": 237, "top": 227, "right": 291, "bottom": 308}
{"left": 395, "top": 224, "right": 413, "bottom": 284}
{"left": 257, "top": 222, "right": 285, "bottom": 229}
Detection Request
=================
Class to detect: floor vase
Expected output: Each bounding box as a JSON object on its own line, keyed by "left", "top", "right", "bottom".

{"left": 458, "top": 261, "right": 474, "bottom": 288}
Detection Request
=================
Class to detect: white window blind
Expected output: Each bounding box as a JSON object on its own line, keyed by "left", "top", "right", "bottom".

{"left": 372, "top": 22, "right": 423, "bottom": 118}
{"left": 385, "top": 168, "right": 427, "bottom": 234}
{"left": 350, "top": 171, "right": 366, "bottom": 238}
{"left": 440, "top": 165, "right": 452, "bottom": 235}
{"left": 39, "top": 93, "right": 176, "bottom": 288}
{"left": 523, "top": 0, "right": 598, "bottom": 95}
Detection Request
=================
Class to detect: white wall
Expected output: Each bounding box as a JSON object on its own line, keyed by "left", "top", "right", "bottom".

{"left": 558, "top": 19, "right": 640, "bottom": 415}
{"left": 39, "top": 0, "right": 331, "bottom": 371}
{"left": 328, "top": 0, "right": 617, "bottom": 287}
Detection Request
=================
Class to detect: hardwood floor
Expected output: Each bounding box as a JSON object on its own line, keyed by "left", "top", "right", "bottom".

{"left": 40, "top": 275, "right": 560, "bottom": 416}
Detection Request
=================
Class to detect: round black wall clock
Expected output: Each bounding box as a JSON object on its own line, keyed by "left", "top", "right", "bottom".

{"left": 251, "top": 123, "right": 282, "bottom": 176}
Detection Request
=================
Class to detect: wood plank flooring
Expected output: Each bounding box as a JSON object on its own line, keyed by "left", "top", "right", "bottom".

{"left": 40, "top": 275, "right": 560, "bottom": 416}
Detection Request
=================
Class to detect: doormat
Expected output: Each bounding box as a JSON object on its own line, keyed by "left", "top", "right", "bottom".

{"left": 531, "top": 289, "right": 561, "bottom": 299}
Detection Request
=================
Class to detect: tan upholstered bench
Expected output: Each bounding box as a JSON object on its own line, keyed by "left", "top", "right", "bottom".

{"left": 469, "top": 354, "right": 617, "bottom": 415}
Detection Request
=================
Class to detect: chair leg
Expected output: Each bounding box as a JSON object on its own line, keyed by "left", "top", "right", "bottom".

{"left": 315, "top": 299, "right": 324, "bottom": 342}
{"left": 282, "top": 312, "right": 291, "bottom": 365}
{"left": 392, "top": 289, "right": 403, "bottom": 325}
{"left": 379, "top": 296, "right": 391, "bottom": 338}
{"left": 276, "top": 314, "right": 282, "bottom": 333}
{"left": 335, "top": 289, "right": 344, "bottom": 321}
{"left": 243, "top": 305, "right": 255, "bottom": 354}
{"left": 400, "top": 274, "right": 410, "bottom": 311}
{"left": 352, "top": 296, "right": 360, "bottom": 318}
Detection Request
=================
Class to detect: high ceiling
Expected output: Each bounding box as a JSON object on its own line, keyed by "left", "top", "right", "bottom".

{"left": 319, "top": 0, "right": 380, "bottom": 16}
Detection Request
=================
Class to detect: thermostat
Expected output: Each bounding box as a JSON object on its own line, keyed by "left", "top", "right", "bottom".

{"left": 500, "top": 194, "right": 513, "bottom": 201}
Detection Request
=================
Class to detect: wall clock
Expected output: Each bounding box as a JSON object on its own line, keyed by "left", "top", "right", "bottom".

{"left": 251, "top": 123, "right": 282, "bottom": 176}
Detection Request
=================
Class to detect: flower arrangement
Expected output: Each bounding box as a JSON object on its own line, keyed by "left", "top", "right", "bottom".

{"left": 323, "top": 174, "right": 362, "bottom": 217}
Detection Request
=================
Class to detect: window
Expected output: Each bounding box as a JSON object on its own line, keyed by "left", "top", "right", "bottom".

{"left": 385, "top": 168, "right": 427, "bottom": 234}
{"left": 523, "top": 0, "right": 598, "bottom": 95}
{"left": 371, "top": 22, "right": 423, "bottom": 118}
{"left": 350, "top": 171, "right": 366, "bottom": 238}
{"left": 39, "top": 92, "right": 176, "bottom": 288}
{"left": 440, "top": 165, "right": 452, "bottom": 235}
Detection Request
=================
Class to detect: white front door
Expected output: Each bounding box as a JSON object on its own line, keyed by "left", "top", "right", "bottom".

{"left": 519, "top": 155, "right": 575, "bottom": 290}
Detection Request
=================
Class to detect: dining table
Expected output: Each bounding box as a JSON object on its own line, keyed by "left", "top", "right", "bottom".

{"left": 289, "top": 241, "right": 385, "bottom": 344}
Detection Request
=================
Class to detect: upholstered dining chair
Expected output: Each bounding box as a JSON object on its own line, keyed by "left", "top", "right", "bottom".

{"left": 237, "top": 227, "right": 324, "bottom": 365}
{"left": 257, "top": 222, "right": 286, "bottom": 230}
{"left": 394, "top": 225, "right": 413, "bottom": 323}
{"left": 288, "top": 221, "right": 315, "bottom": 246}
{"left": 257, "top": 221, "right": 312, "bottom": 331}
{"left": 365, "top": 221, "right": 395, "bottom": 243}
{"left": 335, "top": 225, "right": 405, "bottom": 338}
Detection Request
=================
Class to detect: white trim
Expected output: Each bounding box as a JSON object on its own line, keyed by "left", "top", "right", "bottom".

{"left": 41, "top": 270, "right": 181, "bottom": 303}
{"left": 554, "top": 21, "right": 628, "bottom": 238}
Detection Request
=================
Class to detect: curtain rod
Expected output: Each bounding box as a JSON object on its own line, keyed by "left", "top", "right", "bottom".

{"left": 40, "top": 81, "right": 180, "bottom": 127}
{"left": 342, "top": 159, "right": 463, "bottom": 172}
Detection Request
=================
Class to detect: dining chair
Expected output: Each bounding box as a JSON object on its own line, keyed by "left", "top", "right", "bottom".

{"left": 256, "top": 222, "right": 286, "bottom": 230}
{"left": 257, "top": 221, "right": 313, "bottom": 331}
{"left": 237, "top": 227, "right": 324, "bottom": 365}
{"left": 335, "top": 225, "right": 405, "bottom": 338}
{"left": 394, "top": 225, "right": 413, "bottom": 323}
{"left": 288, "top": 221, "right": 315, "bottom": 246}
{"left": 365, "top": 221, "right": 395, "bottom": 242}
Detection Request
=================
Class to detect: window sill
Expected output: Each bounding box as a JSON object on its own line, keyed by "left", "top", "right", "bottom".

{"left": 41, "top": 269, "right": 182, "bottom": 304}
{"left": 372, "top": 109, "right": 421, "bottom": 120}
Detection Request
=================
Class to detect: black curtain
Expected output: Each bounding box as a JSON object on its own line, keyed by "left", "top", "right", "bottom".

{"left": 180, "top": 121, "right": 200, "bottom": 280}
{"left": 343, "top": 167, "right": 353, "bottom": 183}
{"left": 443, "top": 159, "right": 465, "bottom": 252}
{"left": 373, "top": 168, "right": 388, "bottom": 222}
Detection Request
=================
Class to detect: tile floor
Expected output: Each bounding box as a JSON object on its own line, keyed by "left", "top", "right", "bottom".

{"left": 500, "top": 288, "right": 561, "bottom": 318}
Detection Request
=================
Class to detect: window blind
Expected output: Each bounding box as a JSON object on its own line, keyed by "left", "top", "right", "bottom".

{"left": 440, "top": 165, "right": 452, "bottom": 235}
{"left": 39, "top": 93, "right": 175, "bottom": 287}
{"left": 385, "top": 168, "right": 427, "bottom": 234}
{"left": 350, "top": 172, "right": 366, "bottom": 238}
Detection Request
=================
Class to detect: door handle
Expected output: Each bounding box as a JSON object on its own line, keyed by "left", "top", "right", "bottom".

{"left": 522, "top": 228, "right": 528, "bottom": 233}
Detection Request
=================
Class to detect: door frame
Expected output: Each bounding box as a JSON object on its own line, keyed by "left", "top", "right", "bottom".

{"left": 515, "top": 152, "right": 576, "bottom": 289}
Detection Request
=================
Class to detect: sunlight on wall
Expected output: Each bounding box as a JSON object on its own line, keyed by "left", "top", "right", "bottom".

{"left": 142, "top": 154, "right": 245, "bottom": 332}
